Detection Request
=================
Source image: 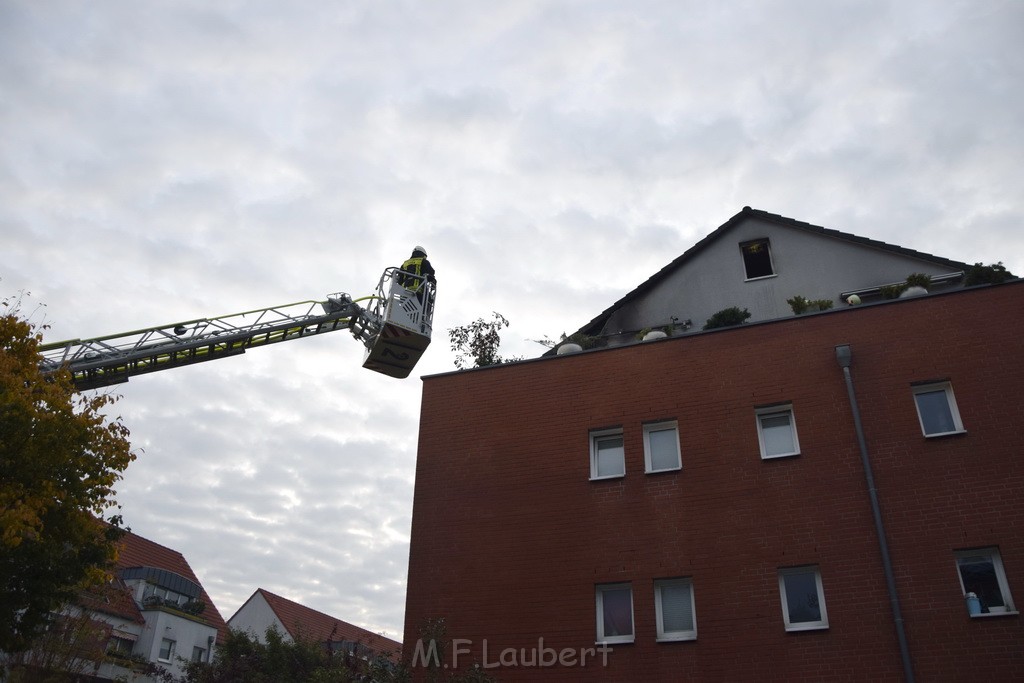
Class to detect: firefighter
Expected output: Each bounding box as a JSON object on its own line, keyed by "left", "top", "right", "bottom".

{"left": 399, "top": 246, "right": 435, "bottom": 293}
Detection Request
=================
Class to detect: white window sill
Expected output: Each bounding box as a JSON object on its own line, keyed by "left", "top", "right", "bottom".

{"left": 596, "top": 637, "right": 633, "bottom": 646}
{"left": 656, "top": 634, "right": 697, "bottom": 643}
{"left": 590, "top": 474, "right": 625, "bottom": 482}
{"left": 970, "top": 610, "right": 1019, "bottom": 618}
{"left": 645, "top": 466, "right": 682, "bottom": 474}
{"left": 761, "top": 451, "right": 800, "bottom": 460}
{"left": 784, "top": 623, "right": 829, "bottom": 633}
{"left": 924, "top": 429, "right": 967, "bottom": 438}
{"left": 744, "top": 274, "right": 778, "bottom": 282}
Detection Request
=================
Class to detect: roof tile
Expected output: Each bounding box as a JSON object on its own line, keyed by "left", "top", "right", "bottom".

{"left": 116, "top": 530, "right": 230, "bottom": 643}
{"left": 255, "top": 588, "right": 401, "bottom": 658}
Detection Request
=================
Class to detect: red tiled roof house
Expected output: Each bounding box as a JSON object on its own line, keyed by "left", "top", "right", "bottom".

{"left": 229, "top": 588, "right": 401, "bottom": 661}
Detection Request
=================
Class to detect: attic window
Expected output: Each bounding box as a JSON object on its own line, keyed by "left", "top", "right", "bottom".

{"left": 741, "top": 239, "right": 775, "bottom": 279}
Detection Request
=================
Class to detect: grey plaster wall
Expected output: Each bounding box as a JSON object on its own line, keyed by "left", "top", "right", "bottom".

{"left": 600, "top": 217, "right": 961, "bottom": 338}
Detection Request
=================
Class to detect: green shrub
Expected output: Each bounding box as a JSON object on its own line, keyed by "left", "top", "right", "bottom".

{"left": 703, "top": 306, "right": 751, "bottom": 330}
{"left": 813, "top": 299, "right": 834, "bottom": 311}
{"left": 879, "top": 283, "right": 908, "bottom": 299}
{"left": 787, "top": 296, "right": 810, "bottom": 315}
{"left": 964, "top": 262, "right": 1016, "bottom": 286}
{"left": 787, "top": 296, "right": 834, "bottom": 315}
{"left": 905, "top": 273, "right": 932, "bottom": 290}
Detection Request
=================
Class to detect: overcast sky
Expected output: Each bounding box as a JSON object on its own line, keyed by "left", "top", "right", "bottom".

{"left": 3, "top": 1, "right": 1022, "bottom": 643}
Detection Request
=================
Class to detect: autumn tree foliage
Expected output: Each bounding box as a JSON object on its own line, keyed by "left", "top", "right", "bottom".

{"left": 0, "top": 296, "right": 135, "bottom": 653}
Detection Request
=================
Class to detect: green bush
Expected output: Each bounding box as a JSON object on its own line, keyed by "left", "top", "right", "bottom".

{"left": 703, "top": 307, "right": 751, "bottom": 330}
{"left": 905, "top": 273, "right": 932, "bottom": 290}
{"left": 964, "top": 262, "right": 1016, "bottom": 286}
{"left": 882, "top": 273, "right": 936, "bottom": 299}
{"left": 787, "top": 296, "right": 834, "bottom": 315}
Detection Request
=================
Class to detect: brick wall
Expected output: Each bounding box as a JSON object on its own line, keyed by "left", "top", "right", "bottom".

{"left": 404, "top": 281, "right": 1024, "bottom": 681}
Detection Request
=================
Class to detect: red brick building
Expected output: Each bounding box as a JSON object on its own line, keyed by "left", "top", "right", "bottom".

{"left": 404, "top": 278, "right": 1024, "bottom": 681}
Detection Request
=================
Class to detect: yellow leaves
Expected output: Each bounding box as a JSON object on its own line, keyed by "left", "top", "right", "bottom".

{"left": 1, "top": 303, "right": 138, "bottom": 649}
{"left": 0, "top": 503, "right": 40, "bottom": 549}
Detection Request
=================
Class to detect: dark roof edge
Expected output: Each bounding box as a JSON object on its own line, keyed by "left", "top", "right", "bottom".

{"left": 575, "top": 206, "right": 972, "bottom": 337}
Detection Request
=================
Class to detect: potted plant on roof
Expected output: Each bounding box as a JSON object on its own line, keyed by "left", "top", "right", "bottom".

{"left": 787, "top": 296, "right": 834, "bottom": 315}
{"left": 964, "top": 262, "right": 1017, "bottom": 285}
{"left": 702, "top": 306, "right": 751, "bottom": 330}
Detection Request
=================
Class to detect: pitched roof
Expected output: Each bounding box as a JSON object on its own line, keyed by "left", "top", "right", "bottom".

{"left": 249, "top": 588, "right": 400, "bottom": 657}
{"left": 576, "top": 206, "right": 971, "bottom": 337}
{"left": 78, "top": 576, "right": 145, "bottom": 625}
{"left": 115, "top": 530, "right": 230, "bottom": 642}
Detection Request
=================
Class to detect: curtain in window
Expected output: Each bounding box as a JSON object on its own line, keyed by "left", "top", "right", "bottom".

{"left": 660, "top": 583, "right": 694, "bottom": 632}
{"left": 596, "top": 437, "right": 624, "bottom": 477}
{"left": 783, "top": 571, "right": 821, "bottom": 623}
{"left": 648, "top": 428, "right": 679, "bottom": 470}
{"left": 760, "top": 412, "right": 795, "bottom": 455}
{"left": 916, "top": 391, "right": 956, "bottom": 434}
{"left": 602, "top": 588, "right": 633, "bottom": 637}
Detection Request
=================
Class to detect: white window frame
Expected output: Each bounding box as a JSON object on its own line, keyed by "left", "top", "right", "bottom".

{"left": 954, "top": 547, "right": 1016, "bottom": 616}
{"left": 912, "top": 382, "right": 965, "bottom": 437}
{"left": 590, "top": 428, "right": 625, "bottom": 480}
{"left": 778, "top": 566, "right": 828, "bottom": 631}
{"left": 643, "top": 421, "right": 681, "bottom": 473}
{"left": 740, "top": 238, "right": 777, "bottom": 280}
{"left": 158, "top": 638, "right": 176, "bottom": 662}
{"left": 654, "top": 578, "right": 697, "bottom": 642}
{"left": 595, "top": 583, "right": 634, "bottom": 644}
{"left": 107, "top": 635, "right": 135, "bottom": 657}
{"left": 755, "top": 404, "right": 800, "bottom": 459}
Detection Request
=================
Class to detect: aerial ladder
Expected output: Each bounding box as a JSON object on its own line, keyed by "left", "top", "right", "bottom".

{"left": 39, "top": 267, "right": 435, "bottom": 390}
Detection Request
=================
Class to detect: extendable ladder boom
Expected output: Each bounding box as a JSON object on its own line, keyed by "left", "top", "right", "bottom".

{"left": 39, "top": 266, "right": 437, "bottom": 389}
{"left": 39, "top": 296, "right": 366, "bottom": 390}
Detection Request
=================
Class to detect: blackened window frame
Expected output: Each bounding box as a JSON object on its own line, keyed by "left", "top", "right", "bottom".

{"left": 740, "top": 238, "right": 776, "bottom": 280}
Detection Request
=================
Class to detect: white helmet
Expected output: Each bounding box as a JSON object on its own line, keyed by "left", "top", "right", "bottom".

{"left": 413, "top": 245, "right": 427, "bottom": 257}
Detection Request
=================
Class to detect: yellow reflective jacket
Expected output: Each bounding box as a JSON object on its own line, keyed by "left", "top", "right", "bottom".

{"left": 400, "top": 257, "right": 426, "bottom": 291}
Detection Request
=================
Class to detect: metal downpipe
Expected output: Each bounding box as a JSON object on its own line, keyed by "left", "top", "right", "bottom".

{"left": 835, "top": 344, "right": 915, "bottom": 683}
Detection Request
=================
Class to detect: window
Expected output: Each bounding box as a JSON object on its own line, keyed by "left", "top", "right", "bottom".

{"left": 158, "top": 638, "right": 176, "bottom": 662}
{"left": 644, "top": 421, "right": 681, "bottom": 473}
{"left": 192, "top": 646, "right": 206, "bottom": 662}
{"left": 590, "top": 429, "right": 625, "bottom": 479}
{"left": 107, "top": 636, "right": 134, "bottom": 658}
{"left": 778, "top": 566, "right": 828, "bottom": 631}
{"left": 912, "top": 382, "right": 965, "bottom": 437}
{"left": 955, "top": 548, "right": 1016, "bottom": 615}
{"left": 596, "top": 583, "right": 634, "bottom": 644}
{"left": 740, "top": 238, "right": 775, "bottom": 279}
{"left": 756, "top": 405, "right": 800, "bottom": 459}
{"left": 143, "top": 583, "right": 191, "bottom": 607}
{"left": 655, "top": 578, "right": 696, "bottom": 641}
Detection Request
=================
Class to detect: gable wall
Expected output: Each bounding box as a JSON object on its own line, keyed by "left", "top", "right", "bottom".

{"left": 601, "top": 217, "right": 962, "bottom": 337}
{"left": 228, "top": 593, "right": 291, "bottom": 643}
